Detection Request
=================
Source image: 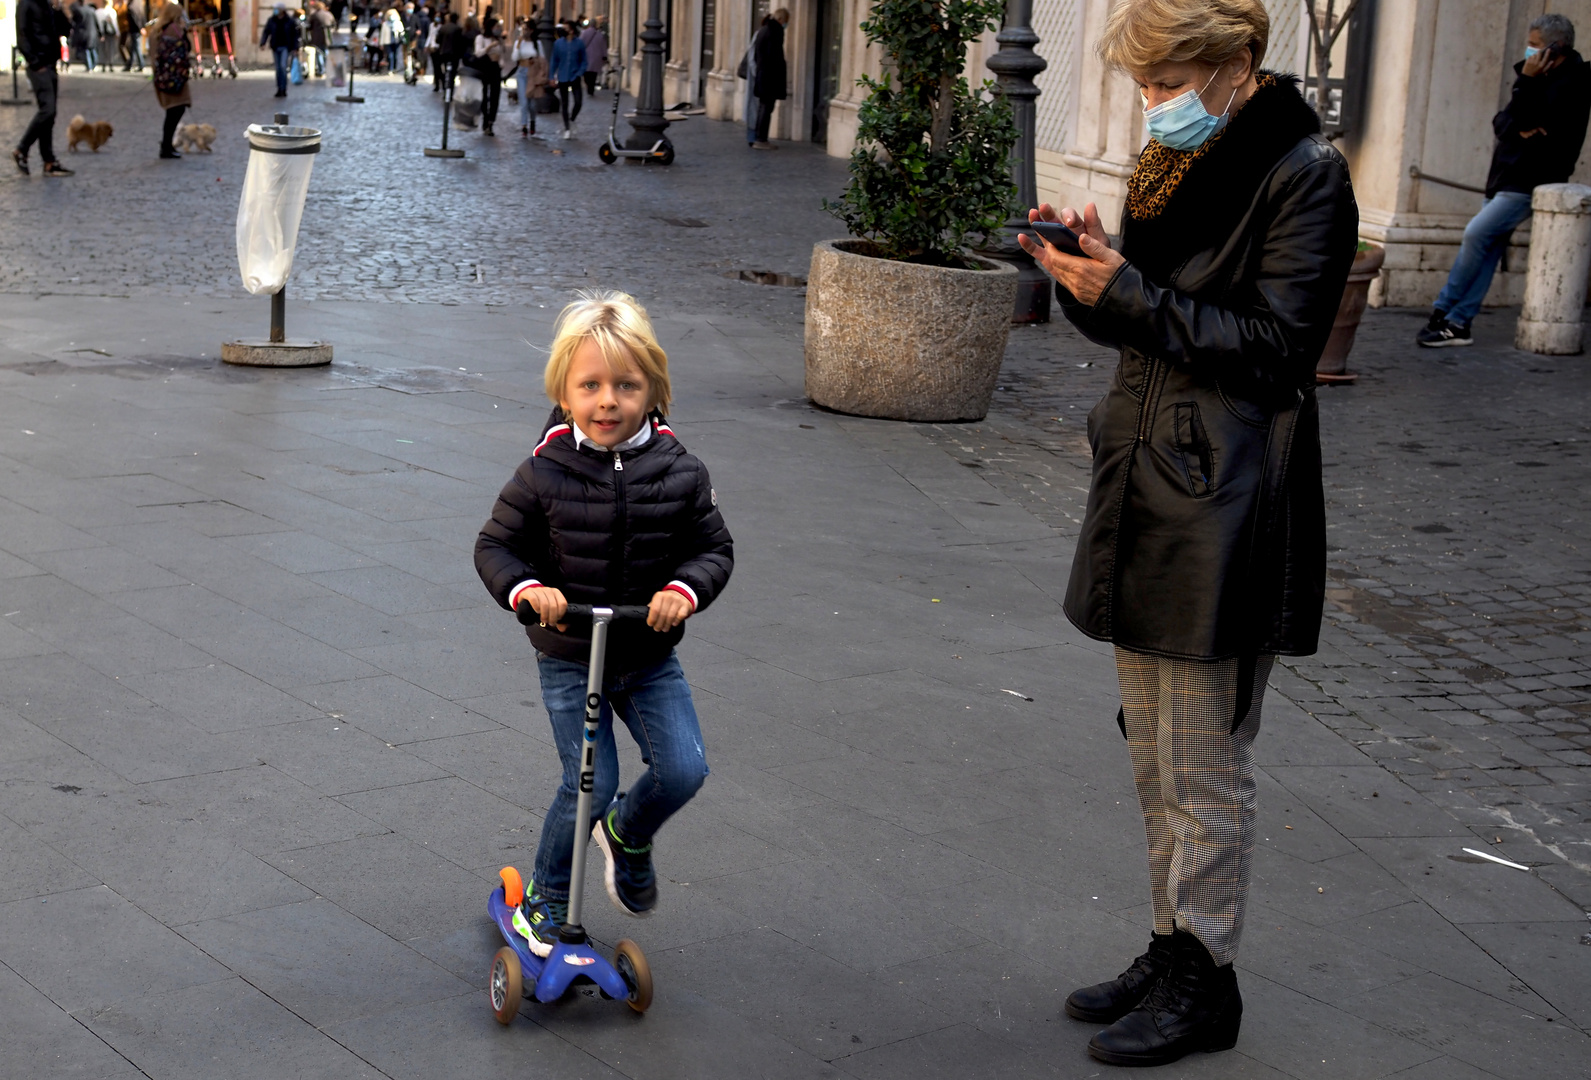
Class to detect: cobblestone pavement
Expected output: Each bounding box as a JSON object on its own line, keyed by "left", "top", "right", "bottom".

{"left": 0, "top": 69, "right": 837, "bottom": 319}
{"left": 919, "top": 310, "right": 1591, "bottom": 903}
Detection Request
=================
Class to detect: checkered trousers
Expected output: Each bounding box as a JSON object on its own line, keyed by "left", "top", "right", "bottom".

{"left": 1114, "top": 647, "right": 1275, "bottom": 967}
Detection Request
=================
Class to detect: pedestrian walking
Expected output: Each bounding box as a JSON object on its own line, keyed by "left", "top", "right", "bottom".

{"left": 149, "top": 1, "right": 192, "bottom": 159}
{"left": 379, "top": 5, "right": 403, "bottom": 73}
{"left": 94, "top": 0, "right": 118, "bottom": 64}
{"left": 328, "top": 0, "right": 345, "bottom": 29}
{"left": 306, "top": 0, "right": 334, "bottom": 75}
{"left": 119, "top": 0, "right": 146, "bottom": 70}
{"left": 469, "top": 17, "right": 505, "bottom": 136}
{"left": 12, "top": 0, "right": 75, "bottom": 176}
{"left": 579, "top": 15, "right": 605, "bottom": 96}
{"left": 261, "top": 1, "right": 301, "bottom": 97}
{"left": 70, "top": 0, "right": 100, "bottom": 72}
{"left": 1018, "top": 0, "right": 1357, "bottom": 1066}
{"left": 1418, "top": 13, "right": 1591, "bottom": 348}
{"left": 549, "top": 21, "right": 585, "bottom": 139}
{"left": 475, "top": 289, "right": 733, "bottom": 960}
{"left": 511, "top": 18, "right": 547, "bottom": 138}
{"left": 737, "top": 16, "right": 764, "bottom": 145}
{"left": 433, "top": 10, "right": 462, "bottom": 93}
{"left": 750, "top": 7, "right": 787, "bottom": 149}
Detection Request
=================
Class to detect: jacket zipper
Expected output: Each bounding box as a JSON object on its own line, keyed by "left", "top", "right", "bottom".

{"left": 612, "top": 451, "right": 627, "bottom": 599}
{"left": 1135, "top": 357, "right": 1157, "bottom": 444}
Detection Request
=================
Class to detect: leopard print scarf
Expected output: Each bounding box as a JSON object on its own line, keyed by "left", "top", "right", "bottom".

{"left": 1126, "top": 72, "right": 1280, "bottom": 223}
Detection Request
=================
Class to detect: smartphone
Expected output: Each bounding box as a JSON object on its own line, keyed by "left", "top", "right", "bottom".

{"left": 1031, "top": 220, "right": 1085, "bottom": 258}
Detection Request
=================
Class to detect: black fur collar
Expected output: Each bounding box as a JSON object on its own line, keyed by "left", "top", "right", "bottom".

{"left": 1120, "top": 73, "right": 1322, "bottom": 284}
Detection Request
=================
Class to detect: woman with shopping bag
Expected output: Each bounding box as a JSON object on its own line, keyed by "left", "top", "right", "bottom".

{"left": 149, "top": 2, "right": 192, "bottom": 159}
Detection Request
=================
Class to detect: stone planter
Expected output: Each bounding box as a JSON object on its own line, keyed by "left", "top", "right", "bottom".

{"left": 1316, "top": 243, "right": 1385, "bottom": 384}
{"left": 804, "top": 239, "right": 1019, "bottom": 421}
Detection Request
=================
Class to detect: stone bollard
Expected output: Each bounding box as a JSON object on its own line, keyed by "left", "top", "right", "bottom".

{"left": 1516, "top": 183, "right": 1591, "bottom": 355}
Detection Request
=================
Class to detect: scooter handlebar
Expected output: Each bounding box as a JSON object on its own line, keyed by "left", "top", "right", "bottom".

{"left": 515, "top": 599, "right": 652, "bottom": 625}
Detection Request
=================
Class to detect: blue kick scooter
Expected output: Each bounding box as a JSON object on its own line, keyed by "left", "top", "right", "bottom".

{"left": 488, "top": 603, "right": 655, "bottom": 1023}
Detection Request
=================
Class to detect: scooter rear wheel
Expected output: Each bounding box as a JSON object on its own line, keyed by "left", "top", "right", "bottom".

{"left": 656, "top": 141, "right": 675, "bottom": 166}
{"left": 598, "top": 141, "right": 617, "bottom": 164}
{"left": 614, "top": 939, "right": 652, "bottom": 1013}
{"left": 489, "top": 946, "right": 522, "bottom": 1025}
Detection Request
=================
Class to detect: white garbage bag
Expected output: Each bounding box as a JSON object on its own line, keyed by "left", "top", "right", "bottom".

{"left": 235, "top": 123, "right": 322, "bottom": 295}
{"left": 453, "top": 69, "right": 482, "bottom": 128}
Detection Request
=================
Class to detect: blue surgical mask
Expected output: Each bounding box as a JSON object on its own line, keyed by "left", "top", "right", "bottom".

{"left": 1525, "top": 45, "right": 1540, "bottom": 60}
{"left": 1142, "top": 68, "right": 1239, "bottom": 151}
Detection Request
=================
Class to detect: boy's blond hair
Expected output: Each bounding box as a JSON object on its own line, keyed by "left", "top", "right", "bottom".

{"left": 544, "top": 289, "right": 672, "bottom": 416}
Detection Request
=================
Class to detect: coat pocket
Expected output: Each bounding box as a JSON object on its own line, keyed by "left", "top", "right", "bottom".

{"left": 1172, "top": 402, "right": 1216, "bottom": 497}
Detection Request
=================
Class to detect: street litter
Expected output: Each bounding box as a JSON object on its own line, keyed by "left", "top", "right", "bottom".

{"left": 999, "top": 689, "right": 1033, "bottom": 701}
{"left": 1463, "top": 847, "right": 1530, "bottom": 871}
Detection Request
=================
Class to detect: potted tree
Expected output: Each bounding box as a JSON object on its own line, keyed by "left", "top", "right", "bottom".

{"left": 805, "top": 0, "right": 1020, "bottom": 422}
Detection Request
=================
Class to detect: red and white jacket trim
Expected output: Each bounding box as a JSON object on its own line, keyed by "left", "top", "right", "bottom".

{"left": 662, "top": 580, "right": 698, "bottom": 611}
{"left": 508, "top": 579, "right": 544, "bottom": 611}
{"left": 531, "top": 424, "right": 572, "bottom": 457}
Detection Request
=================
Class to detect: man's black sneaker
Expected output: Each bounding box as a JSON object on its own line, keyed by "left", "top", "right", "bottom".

{"left": 41, "top": 161, "right": 73, "bottom": 177}
{"left": 593, "top": 798, "right": 657, "bottom": 916}
{"left": 12, "top": 148, "right": 28, "bottom": 175}
{"left": 1416, "top": 317, "right": 1472, "bottom": 347}
{"left": 510, "top": 882, "right": 567, "bottom": 958}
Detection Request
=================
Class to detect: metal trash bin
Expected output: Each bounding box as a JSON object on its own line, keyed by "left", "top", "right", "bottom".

{"left": 223, "top": 120, "right": 332, "bottom": 367}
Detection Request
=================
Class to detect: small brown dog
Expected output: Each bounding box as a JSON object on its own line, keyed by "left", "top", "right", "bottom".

{"left": 65, "top": 115, "right": 114, "bottom": 153}
{"left": 174, "top": 123, "right": 218, "bottom": 153}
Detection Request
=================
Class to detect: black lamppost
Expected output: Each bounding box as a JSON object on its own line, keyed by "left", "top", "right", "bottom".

{"left": 625, "top": 0, "right": 669, "bottom": 152}
{"left": 983, "top": 0, "right": 1048, "bottom": 323}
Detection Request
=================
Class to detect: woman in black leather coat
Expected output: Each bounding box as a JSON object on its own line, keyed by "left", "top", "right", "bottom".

{"left": 1019, "top": 0, "right": 1358, "bottom": 1067}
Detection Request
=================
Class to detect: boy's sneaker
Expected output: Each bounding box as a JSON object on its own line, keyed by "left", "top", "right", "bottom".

{"left": 593, "top": 798, "right": 656, "bottom": 916}
{"left": 510, "top": 882, "right": 567, "bottom": 958}
{"left": 1415, "top": 314, "right": 1472, "bottom": 347}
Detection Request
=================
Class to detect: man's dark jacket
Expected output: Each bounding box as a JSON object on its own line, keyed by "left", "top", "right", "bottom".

{"left": 260, "top": 11, "right": 301, "bottom": 49}
{"left": 1057, "top": 75, "right": 1358, "bottom": 660}
{"left": 1487, "top": 52, "right": 1591, "bottom": 197}
{"left": 435, "top": 19, "right": 462, "bottom": 60}
{"left": 17, "top": 0, "right": 70, "bottom": 69}
{"left": 752, "top": 17, "right": 785, "bottom": 101}
{"left": 475, "top": 410, "right": 734, "bottom": 674}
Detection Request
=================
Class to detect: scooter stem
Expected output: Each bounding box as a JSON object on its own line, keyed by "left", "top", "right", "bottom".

{"left": 563, "top": 606, "right": 612, "bottom": 938}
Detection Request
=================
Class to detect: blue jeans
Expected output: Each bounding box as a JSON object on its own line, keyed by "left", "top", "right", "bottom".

{"left": 1434, "top": 191, "right": 1534, "bottom": 325}
{"left": 516, "top": 66, "right": 534, "bottom": 130}
{"left": 274, "top": 46, "right": 292, "bottom": 92}
{"left": 386, "top": 42, "right": 400, "bottom": 73}
{"left": 532, "top": 650, "right": 708, "bottom": 902}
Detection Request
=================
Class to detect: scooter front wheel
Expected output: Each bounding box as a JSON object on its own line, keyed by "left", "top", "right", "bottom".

{"left": 598, "top": 141, "right": 617, "bottom": 164}
{"left": 489, "top": 946, "right": 522, "bottom": 1025}
{"left": 614, "top": 939, "right": 652, "bottom": 1013}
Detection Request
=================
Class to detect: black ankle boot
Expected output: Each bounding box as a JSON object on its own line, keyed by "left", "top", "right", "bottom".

{"left": 1087, "top": 930, "right": 1241, "bottom": 1066}
{"left": 1065, "top": 933, "right": 1173, "bottom": 1023}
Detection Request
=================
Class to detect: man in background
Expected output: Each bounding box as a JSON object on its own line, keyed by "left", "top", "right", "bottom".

{"left": 12, "top": 0, "right": 74, "bottom": 176}
{"left": 1419, "top": 14, "right": 1591, "bottom": 347}
{"left": 750, "top": 6, "right": 787, "bottom": 150}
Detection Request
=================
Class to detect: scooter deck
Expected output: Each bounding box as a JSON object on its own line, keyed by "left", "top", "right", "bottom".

{"left": 488, "top": 886, "right": 631, "bottom": 1003}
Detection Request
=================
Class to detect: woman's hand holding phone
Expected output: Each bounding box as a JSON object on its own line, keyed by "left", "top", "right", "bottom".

{"left": 1018, "top": 202, "right": 1126, "bottom": 307}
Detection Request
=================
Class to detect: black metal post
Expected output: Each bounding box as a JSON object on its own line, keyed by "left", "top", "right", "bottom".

{"left": 5, "top": 47, "right": 30, "bottom": 107}
{"left": 424, "top": 68, "right": 466, "bottom": 156}
{"left": 625, "top": 0, "right": 668, "bottom": 152}
{"left": 983, "top": 0, "right": 1049, "bottom": 323}
{"left": 271, "top": 285, "right": 286, "bottom": 343}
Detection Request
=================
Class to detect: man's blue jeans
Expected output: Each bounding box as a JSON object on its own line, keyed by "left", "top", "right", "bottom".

{"left": 532, "top": 650, "right": 708, "bottom": 902}
{"left": 1434, "top": 191, "right": 1534, "bottom": 326}
{"left": 274, "top": 46, "right": 292, "bottom": 93}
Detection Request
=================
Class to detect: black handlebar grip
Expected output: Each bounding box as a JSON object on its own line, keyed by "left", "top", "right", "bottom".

{"left": 515, "top": 600, "right": 651, "bottom": 624}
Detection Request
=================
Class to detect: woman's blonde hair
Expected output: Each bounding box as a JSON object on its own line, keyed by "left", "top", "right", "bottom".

{"left": 1097, "top": 0, "right": 1269, "bottom": 74}
{"left": 545, "top": 290, "right": 672, "bottom": 415}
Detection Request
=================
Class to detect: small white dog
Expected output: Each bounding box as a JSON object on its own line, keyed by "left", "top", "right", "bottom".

{"left": 174, "top": 123, "right": 218, "bottom": 154}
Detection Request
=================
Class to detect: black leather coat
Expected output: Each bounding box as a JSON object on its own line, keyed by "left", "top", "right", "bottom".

{"left": 1059, "top": 77, "right": 1358, "bottom": 660}
{"left": 475, "top": 409, "right": 734, "bottom": 673}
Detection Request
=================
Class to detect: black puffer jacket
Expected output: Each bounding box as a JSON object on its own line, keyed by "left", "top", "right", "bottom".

{"left": 1058, "top": 75, "right": 1358, "bottom": 660}
{"left": 475, "top": 410, "right": 734, "bottom": 673}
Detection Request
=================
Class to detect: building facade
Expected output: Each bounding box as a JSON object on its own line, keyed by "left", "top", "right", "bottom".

{"left": 610, "top": 0, "right": 1591, "bottom": 310}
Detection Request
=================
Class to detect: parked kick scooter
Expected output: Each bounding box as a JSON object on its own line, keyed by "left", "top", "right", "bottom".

{"left": 487, "top": 603, "right": 654, "bottom": 1024}
{"left": 597, "top": 90, "right": 674, "bottom": 166}
{"left": 216, "top": 19, "right": 239, "bottom": 78}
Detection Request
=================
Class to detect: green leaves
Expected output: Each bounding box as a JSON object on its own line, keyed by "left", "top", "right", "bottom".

{"left": 825, "top": 0, "right": 1015, "bottom": 266}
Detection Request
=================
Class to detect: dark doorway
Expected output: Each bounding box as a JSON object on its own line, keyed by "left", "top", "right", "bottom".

{"left": 811, "top": 0, "right": 842, "bottom": 143}
{"left": 699, "top": 0, "right": 716, "bottom": 101}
